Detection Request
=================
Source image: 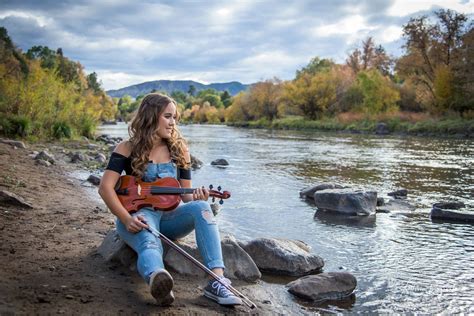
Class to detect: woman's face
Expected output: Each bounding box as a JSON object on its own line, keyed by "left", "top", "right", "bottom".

{"left": 156, "top": 102, "right": 177, "bottom": 139}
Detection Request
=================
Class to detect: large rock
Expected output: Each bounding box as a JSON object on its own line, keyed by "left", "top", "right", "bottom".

{"left": 433, "top": 201, "right": 465, "bottom": 210}
{"left": 35, "top": 150, "right": 55, "bottom": 164}
{"left": 164, "top": 234, "right": 261, "bottom": 282}
{"left": 190, "top": 155, "right": 203, "bottom": 169}
{"left": 0, "top": 190, "right": 34, "bottom": 208}
{"left": 287, "top": 272, "right": 357, "bottom": 302}
{"left": 241, "top": 238, "right": 324, "bottom": 276}
{"left": 299, "top": 183, "right": 345, "bottom": 200}
{"left": 314, "top": 189, "right": 377, "bottom": 215}
{"left": 97, "top": 230, "right": 137, "bottom": 269}
{"left": 430, "top": 207, "right": 474, "bottom": 224}
{"left": 0, "top": 139, "right": 27, "bottom": 149}
{"left": 98, "top": 230, "right": 261, "bottom": 282}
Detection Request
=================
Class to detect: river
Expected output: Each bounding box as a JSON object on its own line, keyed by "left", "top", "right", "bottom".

{"left": 97, "top": 123, "right": 474, "bottom": 314}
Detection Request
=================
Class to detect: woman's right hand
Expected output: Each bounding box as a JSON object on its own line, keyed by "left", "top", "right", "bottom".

{"left": 124, "top": 215, "right": 149, "bottom": 233}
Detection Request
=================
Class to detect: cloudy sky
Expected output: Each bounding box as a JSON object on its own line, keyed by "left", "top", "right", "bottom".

{"left": 1, "top": 1, "right": 472, "bottom": 90}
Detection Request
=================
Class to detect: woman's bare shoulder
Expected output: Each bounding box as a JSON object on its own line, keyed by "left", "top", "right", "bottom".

{"left": 114, "top": 140, "right": 132, "bottom": 157}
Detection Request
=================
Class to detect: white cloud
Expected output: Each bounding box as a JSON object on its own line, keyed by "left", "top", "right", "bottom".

{"left": 374, "top": 25, "right": 403, "bottom": 43}
{"left": 313, "top": 15, "right": 376, "bottom": 37}
{"left": 387, "top": 0, "right": 474, "bottom": 17}
{"left": 0, "top": 10, "right": 53, "bottom": 27}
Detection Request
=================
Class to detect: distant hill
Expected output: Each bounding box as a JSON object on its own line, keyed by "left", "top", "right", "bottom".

{"left": 106, "top": 80, "right": 250, "bottom": 98}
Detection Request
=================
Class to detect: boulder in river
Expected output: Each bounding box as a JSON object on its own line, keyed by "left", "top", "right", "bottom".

{"left": 211, "top": 158, "right": 229, "bottom": 166}
{"left": 287, "top": 272, "right": 357, "bottom": 302}
{"left": 299, "top": 183, "right": 346, "bottom": 200}
{"left": 313, "top": 189, "right": 377, "bottom": 215}
{"left": 388, "top": 189, "right": 408, "bottom": 199}
{"left": 430, "top": 206, "right": 473, "bottom": 224}
{"left": 241, "top": 238, "right": 324, "bottom": 276}
{"left": 432, "top": 201, "right": 465, "bottom": 210}
{"left": 190, "top": 154, "right": 203, "bottom": 169}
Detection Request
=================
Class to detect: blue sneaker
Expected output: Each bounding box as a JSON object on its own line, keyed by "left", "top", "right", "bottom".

{"left": 149, "top": 269, "right": 174, "bottom": 306}
{"left": 203, "top": 277, "right": 242, "bottom": 306}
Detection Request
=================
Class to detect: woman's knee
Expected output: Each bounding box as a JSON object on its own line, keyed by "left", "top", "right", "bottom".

{"left": 136, "top": 235, "right": 162, "bottom": 251}
{"left": 185, "top": 200, "right": 216, "bottom": 224}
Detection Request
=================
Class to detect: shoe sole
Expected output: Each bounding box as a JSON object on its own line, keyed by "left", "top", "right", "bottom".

{"left": 204, "top": 290, "right": 242, "bottom": 306}
{"left": 150, "top": 271, "right": 174, "bottom": 306}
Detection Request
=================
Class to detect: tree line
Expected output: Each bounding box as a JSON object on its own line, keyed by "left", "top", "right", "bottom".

{"left": 1, "top": 8, "right": 472, "bottom": 140}
{"left": 0, "top": 27, "right": 115, "bottom": 139}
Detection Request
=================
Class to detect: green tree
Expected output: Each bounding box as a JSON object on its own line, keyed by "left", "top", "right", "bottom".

{"left": 220, "top": 90, "right": 232, "bottom": 107}
{"left": 25, "top": 45, "right": 57, "bottom": 69}
{"left": 86, "top": 72, "right": 102, "bottom": 93}
{"left": 295, "top": 57, "right": 334, "bottom": 79}
{"left": 354, "top": 70, "right": 400, "bottom": 114}
{"left": 188, "top": 84, "right": 196, "bottom": 96}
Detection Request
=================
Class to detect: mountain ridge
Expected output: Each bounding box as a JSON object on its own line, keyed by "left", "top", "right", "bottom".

{"left": 106, "top": 79, "right": 251, "bottom": 98}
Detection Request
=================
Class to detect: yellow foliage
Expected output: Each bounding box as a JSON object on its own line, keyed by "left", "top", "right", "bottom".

{"left": 433, "top": 64, "right": 454, "bottom": 110}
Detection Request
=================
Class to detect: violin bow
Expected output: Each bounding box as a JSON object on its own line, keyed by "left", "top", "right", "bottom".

{"left": 145, "top": 225, "right": 257, "bottom": 309}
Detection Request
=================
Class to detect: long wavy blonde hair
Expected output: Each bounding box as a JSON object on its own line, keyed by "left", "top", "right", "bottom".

{"left": 128, "top": 93, "right": 189, "bottom": 178}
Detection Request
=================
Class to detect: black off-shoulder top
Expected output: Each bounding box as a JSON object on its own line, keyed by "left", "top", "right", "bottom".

{"left": 105, "top": 152, "right": 191, "bottom": 180}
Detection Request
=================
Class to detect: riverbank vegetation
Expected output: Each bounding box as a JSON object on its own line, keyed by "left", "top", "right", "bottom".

{"left": 171, "top": 9, "right": 472, "bottom": 136}
{"left": 0, "top": 27, "right": 115, "bottom": 140}
{"left": 1, "top": 9, "right": 472, "bottom": 140}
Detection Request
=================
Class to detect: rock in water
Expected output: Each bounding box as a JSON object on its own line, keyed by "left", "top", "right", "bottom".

{"left": 431, "top": 207, "right": 474, "bottom": 224}
{"left": 313, "top": 189, "right": 377, "bottom": 215}
{"left": 287, "top": 272, "right": 357, "bottom": 302}
{"left": 242, "top": 238, "right": 324, "bottom": 276}
{"left": 299, "top": 183, "right": 345, "bottom": 200}
{"left": 211, "top": 159, "right": 229, "bottom": 166}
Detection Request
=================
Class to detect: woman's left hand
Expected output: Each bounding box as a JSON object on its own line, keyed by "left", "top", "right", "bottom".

{"left": 193, "top": 186, "right": 209, "bottom": 201}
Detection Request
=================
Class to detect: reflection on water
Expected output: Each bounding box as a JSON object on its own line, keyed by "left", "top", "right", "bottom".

{"left": 97, "top": 123, "right": 474, "bottom": 313}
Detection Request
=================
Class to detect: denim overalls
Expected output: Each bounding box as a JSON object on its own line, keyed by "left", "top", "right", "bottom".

{"left": 116, "top": 162, "right": 224, "bottom": 284}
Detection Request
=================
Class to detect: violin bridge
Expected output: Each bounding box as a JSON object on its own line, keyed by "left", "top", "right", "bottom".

{"left": 138, "top": 184, "right": 142, "bottom": 196}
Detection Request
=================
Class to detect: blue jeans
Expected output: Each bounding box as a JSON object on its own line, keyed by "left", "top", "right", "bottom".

{"left": 116, "top": 201, "right": 225, "bottom": 284}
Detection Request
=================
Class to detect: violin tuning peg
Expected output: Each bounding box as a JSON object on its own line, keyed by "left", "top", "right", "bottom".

{"left": 217, "top": 185, "right": 222, "bottom": 191}
{"left": 209, "top": 184, "right": 214, "bottom": 190}
{"left": 219, "top": 199, "right": 224, "bottom": 205}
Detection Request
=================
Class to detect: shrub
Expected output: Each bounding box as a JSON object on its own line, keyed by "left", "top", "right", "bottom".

{"left": 7, "top": 115, "right": 32, "bottom": 137}
{"left": 79, "top": 116, "right": 96, "bottom": 139}
{"left": 52, "top": 121, "right": 72, "bottom": 139}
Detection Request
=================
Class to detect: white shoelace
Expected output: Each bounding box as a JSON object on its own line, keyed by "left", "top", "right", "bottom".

{"left": 211, "top": 278, "right": 233, "bottom": 297}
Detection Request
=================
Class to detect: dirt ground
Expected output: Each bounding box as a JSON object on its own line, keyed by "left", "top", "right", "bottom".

{"left": 0, "top": 141, "right": 318, "bottom": 315}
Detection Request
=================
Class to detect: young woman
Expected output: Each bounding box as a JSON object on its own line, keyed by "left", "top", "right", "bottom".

{"left": 98, "top": 93, "right": 241, "bottom": 306}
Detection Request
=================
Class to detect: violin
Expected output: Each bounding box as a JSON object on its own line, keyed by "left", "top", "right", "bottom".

{"left": 115, "top": 175, "right": 231, "bottom": 213}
